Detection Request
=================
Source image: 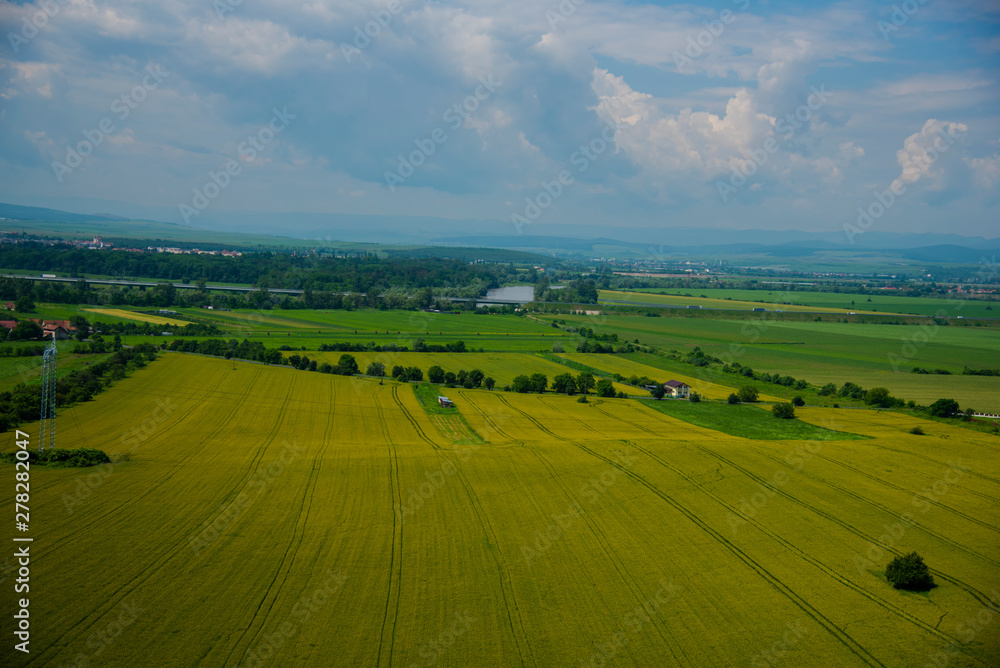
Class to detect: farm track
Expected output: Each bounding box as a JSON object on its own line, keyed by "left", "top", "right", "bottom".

{"left": 568, "top": 440, "right": 886, "bottom": 667}
{"left": 27, "top": 367, "right": 263, "bottom": 667}
{"left": 586, "top": 404, "right": 969, "bottom": 651}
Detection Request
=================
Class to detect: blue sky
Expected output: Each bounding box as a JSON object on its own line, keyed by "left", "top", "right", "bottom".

{"left": 0, "top": 0, "right": 998, "bottom": 240}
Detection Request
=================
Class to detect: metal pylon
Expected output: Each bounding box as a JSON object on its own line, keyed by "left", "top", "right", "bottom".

{"left": 39, "top": 339, "right": 57, "bottom": 453}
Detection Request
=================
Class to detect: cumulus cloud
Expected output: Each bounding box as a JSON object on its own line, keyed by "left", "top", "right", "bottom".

{"left": 965, "top": 153, "right": 1000, "bottom": 189}
{"left": 891, "top": 119, "right": 968, "bottom": 191}
{"left": 591, "top": 68, "right": 774, "bottom": 178}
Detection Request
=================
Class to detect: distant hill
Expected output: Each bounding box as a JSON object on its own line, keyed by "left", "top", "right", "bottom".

{"left": 0, "top": 202, "right": 132, "bottom": 224}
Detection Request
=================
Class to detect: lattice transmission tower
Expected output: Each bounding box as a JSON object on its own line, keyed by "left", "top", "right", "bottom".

{"left": 39, "top": 339, "right": 57, "bottom": 453}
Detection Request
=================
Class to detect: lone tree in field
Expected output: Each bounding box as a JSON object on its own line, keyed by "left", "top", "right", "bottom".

{"left": 886, "top": 552, "right": 935, "bottom": 591}
{"left": 772, "top": 403, "right": 796, "bottom": 419}
{"left": 736, "top": 384, "right": 758, "bottom": 403}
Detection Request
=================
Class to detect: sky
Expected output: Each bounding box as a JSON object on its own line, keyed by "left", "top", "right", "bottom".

{"left": 0, "top": 0, "right": 998, "bottom": 242}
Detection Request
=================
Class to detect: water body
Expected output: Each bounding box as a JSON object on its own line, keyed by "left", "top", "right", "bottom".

{"left": 478, "top": 285, "right": 566, "bottom": 306}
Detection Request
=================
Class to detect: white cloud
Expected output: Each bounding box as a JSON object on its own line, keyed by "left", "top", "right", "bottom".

{"left": 965, "top": 154, "right": 1000, "bottom": 189}
{"left": 891, "top": 119, "right": 968, "bottom": 191}
{"left": 591, "top": 68, "right": 774, "bottom": 178}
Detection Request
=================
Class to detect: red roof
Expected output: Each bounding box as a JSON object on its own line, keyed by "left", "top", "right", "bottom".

{"left": 0, "top": 320, "right": 17, "bottom": 330}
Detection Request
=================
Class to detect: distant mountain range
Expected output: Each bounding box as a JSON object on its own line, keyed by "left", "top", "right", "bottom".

{"left": 1, "top": 200, "right": 997, "bottom": 259}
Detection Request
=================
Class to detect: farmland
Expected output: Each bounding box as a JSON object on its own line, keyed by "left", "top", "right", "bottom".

{"left": 607, "top": 287, "right": 997, "bottom": 319}
{"left": 4, "top": 353, "right": 998, "bottom": 666}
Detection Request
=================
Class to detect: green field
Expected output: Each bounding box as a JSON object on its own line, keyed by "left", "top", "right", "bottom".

{"left": 607, "top": 287, "right": 996, "bottom": 319}
{"left": 3, "top": 354, "right": 998, "bottom": 666}
{"left": 540, "top": 314, "right": 1000, "bottom": 412}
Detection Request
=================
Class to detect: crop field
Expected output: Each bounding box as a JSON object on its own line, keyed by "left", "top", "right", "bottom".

{"left": 598, "top": 289, "right": 883, "bottom": 315}
{"left": 611, "top": 287, "right": 997, "bottom": 319}
{"left": 4, "top": 353, "right": 998, "bottom": 667}
{"left": 83, "top": 308, "right": 190, "bottom": 326}
{"left": 540, "top": 314, "right": 1000, "bottom": 412}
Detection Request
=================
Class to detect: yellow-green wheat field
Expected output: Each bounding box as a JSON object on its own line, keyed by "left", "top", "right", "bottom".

{"left": 4, "top": 353, "right": 998, "bottom": 667}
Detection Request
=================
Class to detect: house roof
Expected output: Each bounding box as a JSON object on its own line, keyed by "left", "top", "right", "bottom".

{"left": 0, "top": 320, "right": 17, "bottom": 329}
{"left": 665, "top": 380, "right": 690, "bottom": 388}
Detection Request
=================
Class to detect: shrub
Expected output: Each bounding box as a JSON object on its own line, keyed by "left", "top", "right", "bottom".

{"left": 427, "top": 365, "right": 445, "bottom": 384}
{"left": 927, "top": 398, "right": 960, "bottom": 418}
{"left": 909, "top": 426, "right": 924, "bottom": 435}
{"left": 885, "top": 552, "right": 935, "bottom": 591}
{"left": 596, "top": 378, "right": 615, "bottom": 398}
{"left": 791, "top": 395, "right": 805, "bottom": 407}
{"left": 366, "top": 362, "right": 385, "bottom": 378}
{"left": 772, "top": 403, "right": 796, "bottom": 419}
{"left": 337, "top": 354, "right": 359, "bottom": 376}
{"left": 688, "top": 391, "right": 701, "bottom": 403}
{"left": 727, "top": 393, "right": 739, "bottom": 405}
{"left": 818, "top": 382, "right": 837, "bottom": 396}
{"left": 736, "top": 385, "right": 758, "bottom": 403}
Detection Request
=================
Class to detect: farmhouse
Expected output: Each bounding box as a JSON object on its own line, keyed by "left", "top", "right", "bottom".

{"left": 43, "top": 325, "right": 71, "bottom": 340}
{"left": 438, "top": 396, "right": 454, "bottom": 408}
{"left": 0, "top": 320, "right": 17, "bottom": 331}
{"left": 664, "top": 380, "right": 691, "bottom": 398}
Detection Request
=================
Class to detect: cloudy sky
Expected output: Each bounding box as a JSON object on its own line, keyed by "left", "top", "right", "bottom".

{"left": 1, "top": 0, "right": 998, "bottom": 240}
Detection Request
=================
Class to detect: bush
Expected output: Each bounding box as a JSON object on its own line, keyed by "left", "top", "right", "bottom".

{"left": 736, "top": 385, "right": 758, "bottom": 403}
{"left": 772, "top": 403, "right": 796, "bottom": 419}
{"left": 427, "top": 365, "right": 445, "bottom": 384}
{"left": 818, "top": 382, "right": 837, "bottom": 396}
{"left": 909, "top": 426, "right": 924, "bottom": 435}
{"left": 596, "top": 378, "right": 615, "bottom": 398}
{"left": 885, "top": 552, "right": 935, "bottom": 591}
{"left": 727, "top": 393, "right": 739, "bottom": 405}
{"left": 688, "top": 391, "right": 701, "bottom": 403}
{"left": 791, "top": 395, "right": 805, "bottom": 407}
{"left": 927, "top": 398, "right": 960, "bottom": 418}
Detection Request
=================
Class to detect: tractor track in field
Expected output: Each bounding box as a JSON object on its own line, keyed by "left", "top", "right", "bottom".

{"left": 34, "top": 378, "right": 217, "bottom": 560}
{"left": 391, "top": 385, "right": 441, "bottom": 450}
{"left": 806, "top": 449, "right": 1000, "bottom": 536}
{"left": 526, "top": 445, "right": 686, "bottom": 665}
{"left": 591, "top": 403, "right": 980, "bottom": 650}
{"left": 852, "top": 437, "right": 1000, "bottom": 488}
{"left": 375, "top": 394, "right": 404, "bottom": 668}
{"left": 29, "top": 369, "right": 291, "bottom": 668}
{"left": 223, "top": 375, "right": 338, "bottom": 666}
{"left": 495, "top": 395, "right": 560, "bottom": 439}
{"left": 753, "top": 449, "right": 1000, "bottom": 571}
{"left": 569, "top": 440, "right": 887, "bottom": 668}
{"left": 457, "top": 391, "right": 519, "bottom": 443}
{"left": 448, "top": 456, "right": 536, "bottom": 667}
